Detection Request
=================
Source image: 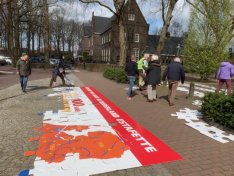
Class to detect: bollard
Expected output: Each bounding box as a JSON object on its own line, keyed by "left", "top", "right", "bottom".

{"left": 187, "top": 82, "right": 195, "bottom": 99}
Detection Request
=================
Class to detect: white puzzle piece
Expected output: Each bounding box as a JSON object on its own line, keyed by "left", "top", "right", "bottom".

{"left": 171, "top": 108, "right": 202, "bottom": 122}
{"left": 192, "top": 100, "right": 203, "bottom": 107}
{"left": 185, "top": 122, "right": 234, "bottom": 143}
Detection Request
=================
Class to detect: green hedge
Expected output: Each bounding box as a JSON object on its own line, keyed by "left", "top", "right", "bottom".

{"left": 103, "top": 67, "right": 128, "bottom": 83}
{"left": 201, "top": 92, "right": 234, "bottom": 129}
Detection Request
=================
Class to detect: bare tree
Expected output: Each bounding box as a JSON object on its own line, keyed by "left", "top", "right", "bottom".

{"left": 169, "top": 21, "right": 183, "bottom": 37}
{"left": 156, "top": 0, "right": 179, "bottom": 55}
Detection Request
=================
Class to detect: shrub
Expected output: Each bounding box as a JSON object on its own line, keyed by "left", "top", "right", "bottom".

{"left": 103, "top": 67, "right": 127, "bottom": 83}
{"left": 201, "top": 92, "right": 234, "bottom": 129}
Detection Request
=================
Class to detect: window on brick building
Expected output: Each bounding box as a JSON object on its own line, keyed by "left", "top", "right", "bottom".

{"left": 134, "top": 33, "right": 139, "bottom": 43}
{"left": 128, "top": 32, "right": 134, "bottom": 42}
{"left": 133, "top": 48, "right": 139, "bottom": 59}
{"left": 128, "top": 14, "right": 135, "bottom": 21}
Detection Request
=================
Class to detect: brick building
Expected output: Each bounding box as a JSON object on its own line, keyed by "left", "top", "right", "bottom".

{"left": 80, "top": 0, "right": 184, "bottom": 64}
{"left": 81, "top": 0, "right": 148, "bottom": 64}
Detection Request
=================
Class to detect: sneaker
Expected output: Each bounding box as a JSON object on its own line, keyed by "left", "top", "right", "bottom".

{"left": 147, "top": 99, "right": 153, "bottom": 103}
{"left": 127, "top": 97, "right": 132, "bottom": 100}
{"left": 169, "top": 102, "right": 174, "bottom": 106}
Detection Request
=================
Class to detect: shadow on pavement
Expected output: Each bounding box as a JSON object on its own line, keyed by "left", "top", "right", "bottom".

{"left": 27, "top": 85, "right": 49, "bottom": 92}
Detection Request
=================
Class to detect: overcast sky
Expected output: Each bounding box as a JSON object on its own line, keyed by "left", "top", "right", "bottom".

{"left": 55, "top": 0, "right": 191, "bottom": 34}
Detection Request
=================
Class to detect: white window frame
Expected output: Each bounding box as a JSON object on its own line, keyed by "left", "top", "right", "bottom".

{"left": 109, "top": 33, "right": 111, "bottom": 42}
{"left": 133, "top": 48, "right": 139, "bottom": 59}
{"left": 105, "top": 48, "right": 107, "bottom": 62}
{"left": 102, "top": 49, "right": 103, "bottom": 60}
{"left": 134, "top": 33, "right": 139, "bottom": 43}
{"left": 108, "top": 48, "right": 111, "bottom": 62}
{"left": 128, "top": 14, "right": 135, "bottom": 21}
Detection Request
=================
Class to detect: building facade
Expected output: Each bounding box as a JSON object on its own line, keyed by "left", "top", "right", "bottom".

{"left": 81, "top": 0, "right": 148, "bottom": 64}
{"left": 80, "top": 0, "right": 184, "bottom": 64}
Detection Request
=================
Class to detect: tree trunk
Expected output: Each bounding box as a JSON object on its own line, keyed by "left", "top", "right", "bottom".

{"left": 13, "top": 2, "right": 20, "bottom": 65}
{"left": 7, "top": 1, "right": 15, "bottom": 66}
{"left": 43, "top": 0, "right": 49, "bottom": 67}
{"left": 38, "top": 31, "right": 41, "bottom": 54}
{"left": 27, "top": 23, "right": 31, "bottom": 54}
{"left": 32, "top": 31, "right": 35, "bottom": 55}
{"left": 118, "top": 19, "right": 127, "bottom": 66}
{"left": 156, "top": 0, "right": 178, "bottom": 55}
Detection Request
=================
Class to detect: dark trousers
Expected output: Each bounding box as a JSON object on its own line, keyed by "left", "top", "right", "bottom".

{"left": 20, "top": 76, "right": 28, "bottom": 92}
{"left": 216, "top": 79, "right": 232, "bottom": 96}
{"left": 49, "top": 73, "right": 65, "bottom": 87}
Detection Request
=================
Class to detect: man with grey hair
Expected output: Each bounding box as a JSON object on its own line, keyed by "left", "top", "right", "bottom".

{"left": 162, "top": 57, "right": 185, "bottom": 106}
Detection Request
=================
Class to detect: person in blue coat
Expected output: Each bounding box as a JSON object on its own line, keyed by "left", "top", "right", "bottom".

{"left": 125, "top": 55, "right": 138, "bottom": 100}
{"left": 162, "top": 57, "right": 185, "bottom": 106}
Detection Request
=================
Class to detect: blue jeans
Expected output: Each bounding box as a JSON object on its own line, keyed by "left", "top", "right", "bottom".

{"left": 20, "top": 76, "right": 28, "bottom": 92}
{"left": 127, "top": 76, "right": 136, "bottom": 97}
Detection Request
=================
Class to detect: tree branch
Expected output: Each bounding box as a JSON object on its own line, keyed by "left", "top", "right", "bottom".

{"left": 79, "top": 0, "right": 116, "bottom": 15}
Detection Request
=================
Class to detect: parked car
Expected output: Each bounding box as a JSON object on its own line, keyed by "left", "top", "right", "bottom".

{"left": 30, "top": 56, "right": 44, "bottom": 63}
{"left": 49, "top": 58, "right": 59, "bottom": 66}
{"left": 0, "top": 59, "right": 7, "bottom": 66}
{"left": 5, "top": 58, "right": 12, "bottom": 65}
{"left": 0, "top": 56, "right": 12, "bottom": 65}
{"left": 64, "top": 61, "right": 72, "bottom": 69}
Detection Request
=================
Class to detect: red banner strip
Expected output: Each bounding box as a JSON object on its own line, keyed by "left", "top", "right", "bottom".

{"left": 81, "top": 87, "right": 182, "bottom": 166}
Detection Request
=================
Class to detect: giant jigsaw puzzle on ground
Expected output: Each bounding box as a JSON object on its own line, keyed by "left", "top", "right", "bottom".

{"left": 171, "top": 108, "right": 234, "bottom": 143}
{"left": 21, "top": 87, "right": 182, "bottom": 176}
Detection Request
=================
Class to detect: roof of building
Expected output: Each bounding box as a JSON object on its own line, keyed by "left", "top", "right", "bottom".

{"left": 146, "top": 35, "right": 184, "bottom": 55}
{"left": 93, "top": 16, "right": 112, "bottom": 34}
{"left": 83, "top": 25, "right": 92, "bottom": 37}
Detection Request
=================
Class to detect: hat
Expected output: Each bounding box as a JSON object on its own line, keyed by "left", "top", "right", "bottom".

{"left": 21, "top": 53, "right": 28, "bottom": 56}
{"left": 151, "top": 55, "right": 159, "bottom": 61}
{"left": 174, "top": 57, "right": 181, "bottom": 63}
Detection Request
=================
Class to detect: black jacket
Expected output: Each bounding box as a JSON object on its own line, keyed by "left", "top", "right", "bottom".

{"left": 162, "top": 62, "right": 185, "bottom": 83}
{"left": 16, "top": 59, "right": 31, "bottom": 76}
{"left": 125, "top": 61, "right": 138, "bottom": 76}
{"left": 146, "top": 60, "right": 161, "bottom": 86}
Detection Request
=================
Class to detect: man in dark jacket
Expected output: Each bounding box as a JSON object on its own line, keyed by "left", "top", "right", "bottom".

{"left": 162, "top": 57, "right": 185, "bottom": 106}
{"left": 49, "top": 55, "right": 66, "bottom": 87}
{"left": 125, "top": 55, "right": 138, "bottom": 100}
{"left": 144, "top": 54, "right": 161, "bottom": 102}
{"left": 16, "top": 53, "right": 31, "bottom": 93}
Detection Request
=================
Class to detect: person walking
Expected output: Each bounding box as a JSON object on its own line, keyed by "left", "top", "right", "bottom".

{"left": 215, "top": 58, "right": 234, "bottom": 96}
{"left": 125, "top": 55, "right": 138, "bottom": 100}
{"left": 144, "top": 55, "right": 161, "bottom": 102}
{"left": 162, "top": 57, "right": 185, "bottom": 106}
{"left": 49, "top": 55, "right": 66, "bottom": 87}
{"left": 16, "top": 53, "right": 31, "bottom": 93}
{"left": 137, "top": 53, "right": 150, "bottom": 90}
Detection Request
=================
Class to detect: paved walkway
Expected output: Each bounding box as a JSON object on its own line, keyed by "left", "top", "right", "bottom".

{"left": 0, "top": 69, "right": 233, "bottom": 176}
{"left": 74, "top": 70, "right": 234, "bottom": 176}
